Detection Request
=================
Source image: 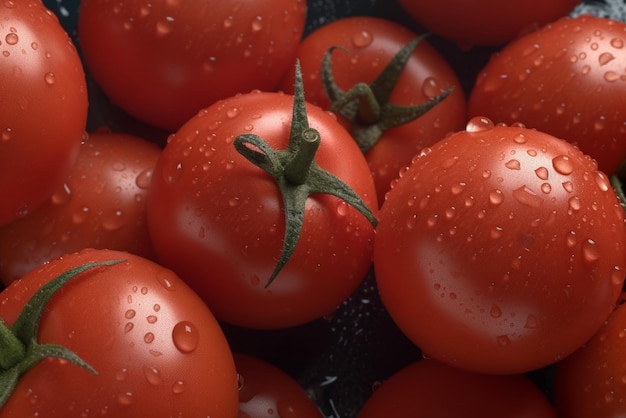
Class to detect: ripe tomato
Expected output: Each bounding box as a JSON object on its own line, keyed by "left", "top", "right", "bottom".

{"left": 553, "top": 301, "right": 626, "bottom": 417}
{"left": 396, "top": 0, "right": 581, "bottom": 46}
{"left": 280, "top": 16, "right": 467, "bottom": 203}
{"left": 0, "top": 248, "right": 238, "bottom": 417}
{"left": 468, "top": 15, "right": 626, "bottom": 175}
{"left": 374, "top": 116, "right": 626, "bottom": 374}
{"left": 358, "top": 359, "right": 556, "bottom": 418}
{"left": 0, "top": 130, "right": 161, "bottom": 285}
{"left": 147, "top": 73, "right": 378, "bottom": 329}
{"left": 0, "top": 0, "right": 88, "bottom": 226}
{"left": 235, "top": 353, "right": 323, "bottom": 418}
{"left": 77, "top": 0, "right": 306, "bottom": 132}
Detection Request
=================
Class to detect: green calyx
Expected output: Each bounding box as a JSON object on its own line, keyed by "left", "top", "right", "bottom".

{"left": 233, "top": 61, "right": 378, "bottom": 288}
{"left": 321, "top": 34, "right": 454, "bottom": 153}
{"left": 0, "top": 259, "right": 123, "bottom": 408}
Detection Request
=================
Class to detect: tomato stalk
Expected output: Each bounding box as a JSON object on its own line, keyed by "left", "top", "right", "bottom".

{"left": 234, "top": 61, "right": 378, "bottom": 288}
{"left": 321, "top": 35, "right": 454, "bottom": 153}
{"left": 0, "top": 260, "right": 123, "bottom": 408}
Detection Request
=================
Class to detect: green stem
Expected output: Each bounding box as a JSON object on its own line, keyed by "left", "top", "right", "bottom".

{"left": 284, "top": 128, "right": 321, "bottom": 185}
{"left": 0, "top": 318, "right": 25, "bottom": 370}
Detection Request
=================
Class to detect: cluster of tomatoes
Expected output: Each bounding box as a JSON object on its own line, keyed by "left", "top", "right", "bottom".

{"left": 1, "top": 0, "right": 626, "bottom": 417}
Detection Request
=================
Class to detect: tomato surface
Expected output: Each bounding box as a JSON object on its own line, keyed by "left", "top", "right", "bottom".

{"left": 235, "top": 353, "right": 323, "bottom": 418}
{"left": 0, "top": 130, "right": 161, "bottom": 285}
{"left": 374, "top": 116, "right": 626, "bottom": 374}
{"left": 396, "top": 0, "right": 581, "bottom": 46}
{"left": 468, "top": 14, "right": 626, "bottom": 175}
{"left": 280, "top": 16, "right": 467, "bottom": 203}
{"left": 358, "top": 359, "right": 556, "bottom": 418}
{"left": 0, "top": 249, "right": 239, "bottom": 418}
{"left": 554, "top": 301, "right": 626, "bottom": 417}
{"left": 0, "top": 0, "right": 88, "bottom": 226}
{"left": 77, "top": 0, "right": 307, "bottom": 132}
{"left": 146, "top": 88, "right": 377, "bottom": 330}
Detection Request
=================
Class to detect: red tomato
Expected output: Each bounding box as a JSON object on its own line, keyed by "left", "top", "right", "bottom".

{"left": 235, "top": 353, "right": 323, "bottom": 418}
{"left": 554, "top": 301, "right": 626, "bottom": 417}
{"left": 280, "top": 16, "right": 467, "bottom": 203}
{"left": 0, "top": 248, "right": 238, "bottom": 417}
{"left": 468, "top": 15, "right": 626, "bottom": 175}
{"left": 374, "top": 116, "right": 626, "bottom": 374}
{"left": 358, "top": 359, "right": 556, "bottom": 418}
{"left": 77, "top": 0, "right": 306, "bottom": 132}
{"left": 0, "top": 130, "right": 161, "bottom": 285}
{"left": 397, "top": 0, "right": 581, "bottom": 46}
{"left": 0, "top": 0, "right": 88, "bottom": 226}
{"left": 146, "top": 84, "right": 377, "bottom": 329}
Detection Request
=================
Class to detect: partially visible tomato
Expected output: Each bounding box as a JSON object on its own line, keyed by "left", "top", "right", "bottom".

{"left": 77, "top": 0, "right": 307, "bottom": 132}
{"left": 235, "top": 353, "right": 323, "bottom": 418}
{"left": 397, "top": 0, "right": 581, "bottom": 46}
{"left": 0, "top": 0, "right": 88, "bottom": 226}
{"left": 358, "top": 359, "right": 556, "bottom": 418}
{"left": 280, "top": 16, "right": 466, "bottom": 203}
{"left": 0, "top": 249, "right": 238, "bottom": 417}
{"left": 468, "top": 14, "right": 626, "bottom": 175}
{"left": 147, "top": 69, "right": 378, "bottom": 329}
{"left": 554, "top": 301, "right": 626, "bottom": 417}
{"left": 0, "top": 130, "right": 160, "bottom": 285}
{"left": 374, "top": 116, "right": 626, "bottom": 374}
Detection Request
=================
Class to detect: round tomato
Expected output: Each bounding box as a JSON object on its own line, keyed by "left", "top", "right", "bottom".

{"left": 77, "top": 0, "right": 306, "bottom": 132}
{"left": 358, "top": 359, "right": 556, "bottom": 418}
{"left": 374, "top": 116, "right": 626, "bottom": 374}
{"left": 0, "top": 248, "right": 238, "bottom": 417}
{"left": 0, "top": 129, "right": 161, "bottom": 285}
{"left": 235, "top": 353, "right": 323, "bottom": 418}
{"left": 554, "top": 301, "right": 626, "bottom": 417}
{"left": 147, "top": 72, "right": 378, "bottom": 329}
{"left": 396, "top": 0, "right": 581, "bottom": 46}
{"left": 280, "top": 16, "right": 467, "bottom": 203}
{"left": 468, "top": 15, "right": 626, "bottom": 175}
{"left": 0, "top": 0, "right": 88, "bottom": 226}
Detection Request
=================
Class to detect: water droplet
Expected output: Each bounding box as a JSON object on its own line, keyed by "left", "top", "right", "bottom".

{"left": 611, "top": 266, "right": 624, "bottom": 286}
{"left": 562, "top": 181, "right": 574, "bottom": 193}
{"left": 512, "top": 185, "right": 543, "bottom": 208}
{"left": 164, "top": 162, "right": 183, "bottom": 184}
{"left": 251, "top": 15, "right": 263, "bottom": 32}
{"left": 117, "top": 392, "right": 134, "bottom": 406}
{"left": 172, "top": 380, "right": 185, "bottom": 394}
{"left": 610, "top": 37, "right": 624, "bottom": 49}
{"left": 156, "top": 273, "right": 176, "bottom": 291}
{"left": 594, "top": 172, "right": 610, "bottom": 192}
{"left": 490, "top": 226, "right": 503, "bottom": 240}
{"left": 146, "top": 315, "right": 158, "bottom": 324}
{"left": 566, "top": 230, "right": 578, "bottom": 248}
{"left": 552, "top": 155, "right": 574, "bottom": 175}
{"left": 505, "top": 159, "right": 520, "bottom": 170}
{"left": 226, "top": 107, "right": 240, "bottom": 118}
{"left": 156, "top": 17, "right": 174, "bottom": 36}
{"left": 44, "top": 72, "right": 55, "bottom": 85}
{"left": 568, "top": 196, "right": 581, "bottom": 212}
{"left": 5, "top": 32, "right": 17, "bottom": 45}
{"left": 489, "top": 189, "right": 504, "bottom": 206}
{"left": 115, "top": 368, "right": 128, "bottom": 381}
{"left": 466, "top": 116, "right": 494, "bottom": 132}
{"left": 496, "top": 335, "right": 511, "bottom": 347}
{"left": 336, "top": 200, "right": 349, "bottom": 216}
{"left": 125, "top": 309, "right": 136, "bottom": 319}
{"left": 143, "top": 366, "right": 163, "bottom": 386}
{"left": 144, "top": 332, "right": 155, "bottom": 343}
{"left": 172, "top": 321, "right": 199, "bottom": 353}
{"left": 102, "top": 210, "right": 124, "bottom": 231}
{"left": 524, "top": 315, "right": 539, "bottom": 329}
{"left": 135, "top": 168, "right": 153, "bottom": 189}
{"left": 599, "top": 52, "right": 615, "bottom": 66}
{"left": 490, "top": 305, "right": 502, "bottom": 318}
{"left": 422, "top": 76, "right": 443, "bottom": 98}
{"left": 582, "top": 239, "right": 600, "bottom": 263}
{"left": 534, "top": 167, "right": 549, "bottom": 180}
{"left": 124, "top": 322, "right": 134, "bottom": 333}
{"left": 351, "top": 30, "right": 373, "bottom": 48}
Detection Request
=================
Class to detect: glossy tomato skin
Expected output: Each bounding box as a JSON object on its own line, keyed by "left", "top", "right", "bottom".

{"left": 554, "top": 302, "right": 626, "bottom": 418}
{"left": 358, "top": 359, "right": 556, "bottom": 418}
{"left": 397, "top": 0, "right": 581, "bottom": 46}
{"left": 0, "top": 0, "right": 88, "bottom": 226}
{"left": 0, "top": 249, "right": 238, "bottom": 418}
{"left": 146, "top": 90, "right": 377, "bottom": 329}
{"left": 469, "top": 15, "right": 626, "bottom": 175}
{"left": 77, "top": 0, "right": 306, "bottom": 132}
{"left": 374, "top": 117, "right": 626, "bottom": 374}
{"left": 0, "top": 130, "right": 160, "bottom": 285}
{"left": 280, "top": 16, "right": 467, "bottom": 203}
{"left": 235, "top": 353, "right": 323, "bottom": 418}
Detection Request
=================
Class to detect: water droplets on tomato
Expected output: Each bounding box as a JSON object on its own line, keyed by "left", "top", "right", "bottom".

{"left": 512, "top": 185, "right": 544, "bottom": 208}
{"left": 466, "top": 116, "right": 495, "bottom": 132}
{"left": 552, "top": 155, "right": 575, "bottom": 175}
{"left": 172, "top": 321, "right": 199, "bottom": 353}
